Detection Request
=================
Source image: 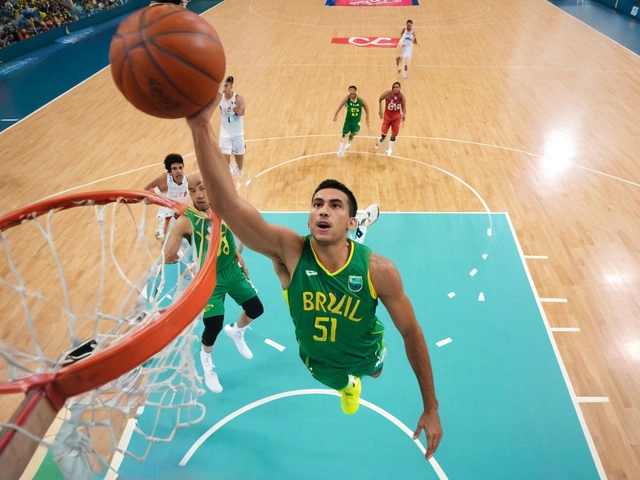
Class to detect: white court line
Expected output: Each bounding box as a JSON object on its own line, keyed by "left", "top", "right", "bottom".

{"left": 551, "top": 328, "right": 581, "bottom": 332}
{"left": 504, "top": 213, "right": 606, "bottom": 478}
{"left": 576, "top": 397, "right": 610, "bottom": 403}
{"left": 178, "top": 389, "right": 448, "bottom": 479}
{"left": 524, "top": 255, "right": 548, "bottom": 259}
{"left": 264, "top": 338, "right": 285, "bottom": 351}
{"left": 540, "top": 298, "right": 568, "bottom": 303}
{"left": 105, "top": 418, "right": 137, "bottom": 480}
{"left": 30, "top": 132, "right": 640, "bottom": 198}
{"left": 1, "top": 119, "right": 18, "bottom": 122}
{"left": 436, "top": 338, "right": 452, "bottom": 348}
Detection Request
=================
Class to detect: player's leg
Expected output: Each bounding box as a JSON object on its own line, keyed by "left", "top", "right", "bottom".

{"left": 299, "top": 350, "right": 360, "bottom": 414}
{"left": 403, "top": 54, "right": 412, "bottom": 79}
{"left": 219, "top": 136, "right": 237, "bottom": 173}
{"left": 338, "top": 121, "right": 351, "bottom": 157}
{"left": 387, "top": 119, "right": 401, "bottom": 155}
{"left": 376, "top": 122, "right": 390, "bottom": 149}
{"left": 201, "top": 311, "right": 224, "bottom": 393}
{"left": 224, "top": 268, "right": 263, "bottom": 359}
{"left": 353, "top": 204, "right": 380, "bottom": 244}
{"left": 232, "top": 137, "right": 246, "bottom": 177}
{"left": 345, "top": 123, "right": 360, "bottom": 152}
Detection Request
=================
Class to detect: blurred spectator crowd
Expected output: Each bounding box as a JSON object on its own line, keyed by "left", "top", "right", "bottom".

{"left": 1, "top": 0, "right": 127, "bottom": 48}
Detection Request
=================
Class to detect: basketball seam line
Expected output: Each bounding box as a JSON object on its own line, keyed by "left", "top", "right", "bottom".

{"left": 148, "top": 37, "right": 223, "bottom": 85}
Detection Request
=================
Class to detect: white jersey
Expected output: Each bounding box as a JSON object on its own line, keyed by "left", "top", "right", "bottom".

{"left": 399, "top": 28, "right": 415, "bottom": 57}
{"left": 219, "top": 92, "right": 244, "bottom": 138}
{"left": 166, "top": 173, "right": 189, "bottom": 203}
{"left": 158, "top": 173, "right": 189, "bottom": 219}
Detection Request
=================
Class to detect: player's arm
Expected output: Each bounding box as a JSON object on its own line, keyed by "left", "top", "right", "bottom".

{"left": 413, "top": 33, "right": 418, "bottom": 45}
{"left": 144, "top": 173, "right": 168, "bottom": 192}
{"left": 378, "top": 90, "right": 391, "bottom": 119}
{"left": 163, "top": 214, "right": 192, "bottom": 263}
{"left": 361, "top": 99, "right": 370, "bottom": 127}
{"left": 233, "top": 94, "right": 245, "bottom": 116}
{"left": 401, "top": 96, "right": 407, "bottom": 121}
{"left": 397, "top": 28, "right": 405, "bottom": 47}
{"left": 370, "top": 252, "right": 443, "bottom": 460}
{"left": 186, "top": 95, "right": 303, "bottom": 270}
{"left": 333, "top": 95, "right": 348, "bottom": 122}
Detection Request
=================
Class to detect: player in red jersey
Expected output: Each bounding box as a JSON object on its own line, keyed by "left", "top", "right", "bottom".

{"left": 375, "top": 82, "right": 406, "bottom": 156}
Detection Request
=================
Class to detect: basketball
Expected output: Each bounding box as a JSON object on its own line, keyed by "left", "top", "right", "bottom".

{"left": 109, "top": 3, "right": 225, "bottom": 119}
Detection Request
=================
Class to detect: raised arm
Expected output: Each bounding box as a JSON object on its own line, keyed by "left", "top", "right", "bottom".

{"left": 233, "top": 94, "right": 245, "bottom": 117}
{"left": 333, "top": 95, "right": 348, "bottom": 122}
{"left": 163, "top": 214, "right": 193, "bottom": 263}
{"left": 370, "top": 252, "right": 443, "bottom": 459}
{"left": 144, "top": 173, "right": 168, "bottom": 192}
{"left": 186, "top": 96, "right": 302, "bottom": 268}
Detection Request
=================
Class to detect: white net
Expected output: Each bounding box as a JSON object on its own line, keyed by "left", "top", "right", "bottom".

{"left": 0, "top": 194, "right": 211, "bottom": 479}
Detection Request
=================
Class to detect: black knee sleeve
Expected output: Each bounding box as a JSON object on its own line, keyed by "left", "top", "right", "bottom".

{"left": 202, "top": 315, "right": 224, "bottom": 347}
{"left": 241, "top": 295, "right": 264, "bottom": 320}
{"left": 390, "top": 136, "right": 397, "bottom": 142}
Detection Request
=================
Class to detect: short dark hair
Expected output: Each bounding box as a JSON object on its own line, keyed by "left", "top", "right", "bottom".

{"left": 225, "top": 76, "right": 234, "bottom": 84}
{"left": 348, "top": 85, "right": 357, "bottom": 91}
{"left": 163, "top": 153, "right": 184, "bottom": 172}
{"left": 312, "top": 179, "right": 358, "bottom": 217}
{"left": 407, "top": 19, "right": 413, "bottom": 24}
{"left": 392, "top": 81, "right": 401, "bottom": 88}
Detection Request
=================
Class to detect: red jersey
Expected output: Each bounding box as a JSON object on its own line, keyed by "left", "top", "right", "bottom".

{"left": 383, "top": 92, "right": 404, "bottom": 122}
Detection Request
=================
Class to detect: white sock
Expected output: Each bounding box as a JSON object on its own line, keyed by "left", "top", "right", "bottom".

{"left": 338, "top": 141, "right": 344, "bottom": 152}
{"left": 388, "top": 140, "right": 395, "bottom": 152}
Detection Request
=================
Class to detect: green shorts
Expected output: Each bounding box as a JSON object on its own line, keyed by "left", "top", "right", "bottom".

{"left": 299, "top": 336, "right": 386, "bottom": 391}
{"left": 203, "top": 263, "right": 257, "bottom": 317}
{"left": 342, "top": 121, "right": 361, "bottom": 136}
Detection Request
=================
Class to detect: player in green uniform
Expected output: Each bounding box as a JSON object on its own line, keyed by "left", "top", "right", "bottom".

{"left": 186, "top": 95, "right": 443, "bottom": 460}
{"left": 164, "top": 172, "right": 264, "bottom": 394}
{"left": 333, "top": 85, "right": 370, "bottom": 158}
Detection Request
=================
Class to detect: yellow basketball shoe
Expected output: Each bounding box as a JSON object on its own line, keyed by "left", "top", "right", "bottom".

{"left": 339, "top": 377, "right": 362, "bottom": 415}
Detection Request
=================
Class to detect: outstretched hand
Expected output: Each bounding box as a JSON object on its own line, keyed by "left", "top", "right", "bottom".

{"left": 413, "top": 409, "right": 443, "bottom": 460}
{"left": 186, "top": 91, "right": 222, "bottom": 128}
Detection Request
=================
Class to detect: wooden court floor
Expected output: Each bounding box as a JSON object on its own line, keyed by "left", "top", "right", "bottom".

{"left": 1, "top": 0, "right": 639, "bottom": 478}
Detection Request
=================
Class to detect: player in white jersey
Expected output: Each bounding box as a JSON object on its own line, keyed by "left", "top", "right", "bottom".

{"left": 144, "top": 153, "right": 189, "bottom": 240}
{"left": 219, "top": 76, "right": 246, "bottom": 178}
{"left": 396, "top": 20, "right": 418, "bottom": 80}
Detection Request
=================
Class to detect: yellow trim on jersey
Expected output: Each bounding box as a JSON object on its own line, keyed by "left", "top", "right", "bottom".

{"left": 309, "top": 239, "right": 355, "bottom": 277}
{"left": 367, "top": 270, "right": 377, "bottom": 300}
{"left": 283, "top": 289, "right": 290, "bottom": 310}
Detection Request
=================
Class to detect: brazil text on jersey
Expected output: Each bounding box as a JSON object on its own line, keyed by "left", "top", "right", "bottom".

{"left": 302, "top": 291, "right": 364, "bottom": 322}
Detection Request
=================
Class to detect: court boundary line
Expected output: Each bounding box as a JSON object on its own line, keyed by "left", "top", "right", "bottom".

{"left": 504, "top": 212, "right": 607, "bottom": 479}
{"left": 177, "top": 388, "right": 448, "bottom": 479}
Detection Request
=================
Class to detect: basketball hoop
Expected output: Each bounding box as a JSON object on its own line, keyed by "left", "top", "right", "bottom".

{"left": 0, "top": 190, "right": 221, "bottom": 479}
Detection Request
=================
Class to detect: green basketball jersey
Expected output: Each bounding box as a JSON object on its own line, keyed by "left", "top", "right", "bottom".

{"left": 345, "top": 96, "right": 363, "bottom": 123}
{"left": 286, "top": 235, "right": 384, "bottom": 367}
{"left": 183, "top": 207, "right": 236, "bottom": 271}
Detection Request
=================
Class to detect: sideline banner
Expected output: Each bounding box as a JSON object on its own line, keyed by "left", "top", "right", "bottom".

{"left": 332, "top": 37, "right": 400, "bottom": 48}
{"left": 326, "top": 0, "right": 419, "bottom": 6}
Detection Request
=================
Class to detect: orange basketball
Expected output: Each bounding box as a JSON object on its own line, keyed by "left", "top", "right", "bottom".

{"left": 109, "top": 4, "right": 225, "bottom": 119}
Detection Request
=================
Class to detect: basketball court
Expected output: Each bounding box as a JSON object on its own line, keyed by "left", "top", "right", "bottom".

{"left": 1, "top": 0, "right": 639, "bottom": 479}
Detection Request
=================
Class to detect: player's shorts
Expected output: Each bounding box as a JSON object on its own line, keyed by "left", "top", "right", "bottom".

{"left": 203, "top": 263, "right": 257, "bottom": 317}
{"left": 298, "top": 335, "right": 386, "bottom": 391}
{"left": 157, "top": 206, "right": 177, "bottom": 220}
{"left": 219, "top": 135, "right": 246, "bottom": 155}
{"left": 401, "top": 45, "right": 413, "bottom": 59}
{"left": 381, "top": 117, "right": 402, "bottom": 137}
{"left": 342, "top": 121, "right": 361, "bottom": 136}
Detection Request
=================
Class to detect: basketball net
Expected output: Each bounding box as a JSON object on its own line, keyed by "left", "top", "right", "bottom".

{"left": 0, "top": 191, "right": 221, "bottom": 479}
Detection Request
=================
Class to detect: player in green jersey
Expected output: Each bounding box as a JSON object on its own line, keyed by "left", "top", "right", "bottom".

{"left": 333, "top": 85, "right": 370, "bottom": 158}
{"left": 186, "top": 95, "right": 442, "bottom": 460}
{"left": 164, "top": 172, "right": 264, "bottom": 394}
